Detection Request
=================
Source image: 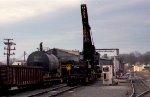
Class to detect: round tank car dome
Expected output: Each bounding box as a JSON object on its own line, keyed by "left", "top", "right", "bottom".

{"left": 27, "top": 51, "right": 59, "bottom": 72}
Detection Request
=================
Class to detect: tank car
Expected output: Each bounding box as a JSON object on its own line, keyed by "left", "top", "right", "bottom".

{"left": 27, "top": 51, "right": 62, "bottom": 84}
{"left": 27, "top": 51, "right": 59, "bottom": 72}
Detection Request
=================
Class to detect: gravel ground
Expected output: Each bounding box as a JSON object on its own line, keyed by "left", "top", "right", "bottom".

{"left": 58, "top": 79, "right": 132, "bottom": 97}
{"left": 146, "top": 79, "right": 150, "bottom": 86}
{"left": 10, "top": 84, "right": 66, "bottom": 97}
{"left": 144, "top": 92, "right": 150, "bottom": 97}
{"left": 136, "top": 71, "right": 150, "bottom": 86}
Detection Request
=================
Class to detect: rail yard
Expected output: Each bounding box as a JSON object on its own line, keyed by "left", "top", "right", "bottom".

{"left": 4, "top": 73, "right": 150, "bottom": 97}
{"left": 0, "top": 1, "right": 150, "bottom": 97}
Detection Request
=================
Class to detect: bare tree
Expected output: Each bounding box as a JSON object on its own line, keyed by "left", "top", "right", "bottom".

{"left": 120, "top": 51, "right": 150, "bottom": 65}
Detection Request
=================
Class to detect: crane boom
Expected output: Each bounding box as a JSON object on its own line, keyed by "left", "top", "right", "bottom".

{"left": 81, "top": 4, "right": 92, "bottom": 44}
{"left": 81, "top": 4, "right": 95, "bottom": 65}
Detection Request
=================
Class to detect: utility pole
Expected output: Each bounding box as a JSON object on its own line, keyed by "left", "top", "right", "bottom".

{"left": 24, "top": 51, "right": 26, "bottom": 62}
{"left": 4, "top": 39, "right": 16, "bottom": 65}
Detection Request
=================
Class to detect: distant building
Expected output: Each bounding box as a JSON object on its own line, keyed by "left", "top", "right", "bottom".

{"left": 99, "top": 58, "right": 113, "bottom": 65}
{"left": 133, "top": 64, "right": 145, "bottom": 72}
{"left": 113, "top": 56, "right": 124, "bottom": 77}
{"left": 143, "top": 64, "right": 150, "bottom": 72}
{"left": 113, "top": 56, "right": 120, "bottom": 75}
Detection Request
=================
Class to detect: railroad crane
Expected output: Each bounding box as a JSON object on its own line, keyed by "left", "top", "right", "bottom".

{"left": 81, "top": 4, "right": 96, "bottom": 67}
{"left": 66, "top": 4, "right": 100, "bottom": 85}
{"left": 80, "top": 4, "right": 100, "bottom": 82}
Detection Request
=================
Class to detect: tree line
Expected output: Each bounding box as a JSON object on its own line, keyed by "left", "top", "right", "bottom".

{"left": 120, "top": 51, "right": 150, "bottom": 65}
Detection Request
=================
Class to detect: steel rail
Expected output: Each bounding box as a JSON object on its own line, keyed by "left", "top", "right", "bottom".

{"left": 141, "top": 79, "right": 150, "bottom": 88}
{"left": 28, "top": 84, "right": 67, "bottom": 97}
{"left": 129, "top": 77, "right": 150, "bottom": 97}
{"left": 27, "top": 85, "right": 80, "bottom": 97}
{"left": 48, "top": 85, "right": 79, "bottom": 97}
{"left": 136, "top": 79, "right": 150, "bottom": 97}
{"left": 130, "top": 80, "right": 135, "bottom": 97}
{"left": 136, "top": 89, "right": 150, "bottom": 97}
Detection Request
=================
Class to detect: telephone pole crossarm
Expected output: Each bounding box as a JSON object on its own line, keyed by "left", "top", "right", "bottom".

{"left": 4, "top": 38, "right": 16, "bottom": 65}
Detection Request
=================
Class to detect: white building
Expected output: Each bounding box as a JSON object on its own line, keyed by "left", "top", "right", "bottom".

{"left": 113, "top": 56, "right": 120, "bottom": 75}
{"left": 133, "top": 64, "right": 145, "bottom": 72}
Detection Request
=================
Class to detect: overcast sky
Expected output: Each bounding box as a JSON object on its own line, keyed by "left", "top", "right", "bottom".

{"left": 0, "top": 0, "right": 150, "bottom": 62}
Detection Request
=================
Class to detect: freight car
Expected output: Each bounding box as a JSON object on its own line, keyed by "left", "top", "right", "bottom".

{"left": 0, "top": 51, "right": 62, "bottom": 92}
{"left": 47, "top": 48, "right": 80, "bottom": 82}
{"left": 0, "top": 65, "right": 43, "bottom": 92}
{"left": 27, "top": 51, "right": 62, "bottom": 84}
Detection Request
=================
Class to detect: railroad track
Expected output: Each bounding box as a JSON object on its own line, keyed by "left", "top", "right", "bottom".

{"left": 7, "top": 84, "right": 68, "bottom": 97}
{"left": 130, "top": 76, "right": 150, "bottom": 97}
{"left": 27, "top": 85, "right": 79, "bottom": 97}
